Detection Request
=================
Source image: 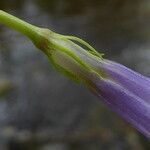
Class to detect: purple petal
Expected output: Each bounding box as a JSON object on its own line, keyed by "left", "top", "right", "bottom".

{"left": 99, "top": 60, "right": 150, "bottom": 103}
{"left": 95, "top": 78, "right": 150, "bottom": 139}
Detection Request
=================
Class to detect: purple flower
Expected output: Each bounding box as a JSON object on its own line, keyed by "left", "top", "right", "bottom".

{"left": 43, "top": 35, "right": 150, "bottom": 139}
{"left": 0, "top": 10, "right": 149, "bottom": 139}
{"left": 9, "top": 26, "right": 150, "bottom": 139}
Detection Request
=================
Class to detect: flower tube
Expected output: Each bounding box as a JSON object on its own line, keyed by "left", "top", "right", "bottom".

{"left": 0, "top": 10, "right": 149, "bottom": 139}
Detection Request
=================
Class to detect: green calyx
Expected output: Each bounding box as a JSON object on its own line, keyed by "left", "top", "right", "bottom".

{"left": 46, "top": 33, "right": 105, "bottom": 85}
{"left": 56, "top": 34, "right": 104, "bottom": 59}
{"left": 0, "top": 10, "right": 104, "bottom": 85}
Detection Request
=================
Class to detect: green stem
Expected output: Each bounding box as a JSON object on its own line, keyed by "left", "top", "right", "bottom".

{"left": 0, "top": 10, "right": 40, "bottom": 41}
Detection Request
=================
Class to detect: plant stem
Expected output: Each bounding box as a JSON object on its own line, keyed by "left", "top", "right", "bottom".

{"left": 0, "top": 10, "right": 40, "bottom": 41}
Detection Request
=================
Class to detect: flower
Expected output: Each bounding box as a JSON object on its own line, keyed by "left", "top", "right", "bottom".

{"left": 0, "top": 10, "right": 150, "bottom": 139}
{"left": 41, "top": 33, "right": 150, "bottom": 139}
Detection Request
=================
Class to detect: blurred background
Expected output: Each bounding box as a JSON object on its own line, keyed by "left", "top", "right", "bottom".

{"left": 0, "top": 0, "right": 150, "bottom": 150}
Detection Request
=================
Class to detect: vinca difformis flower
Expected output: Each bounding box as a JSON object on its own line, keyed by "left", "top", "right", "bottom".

{"left": 0, "top": 10, "right": 149, "bottom": 139}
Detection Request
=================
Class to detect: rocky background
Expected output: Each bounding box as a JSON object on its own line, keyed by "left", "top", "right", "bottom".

{"left": 0, "top": 0, "right": 150, "bottom": 150}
